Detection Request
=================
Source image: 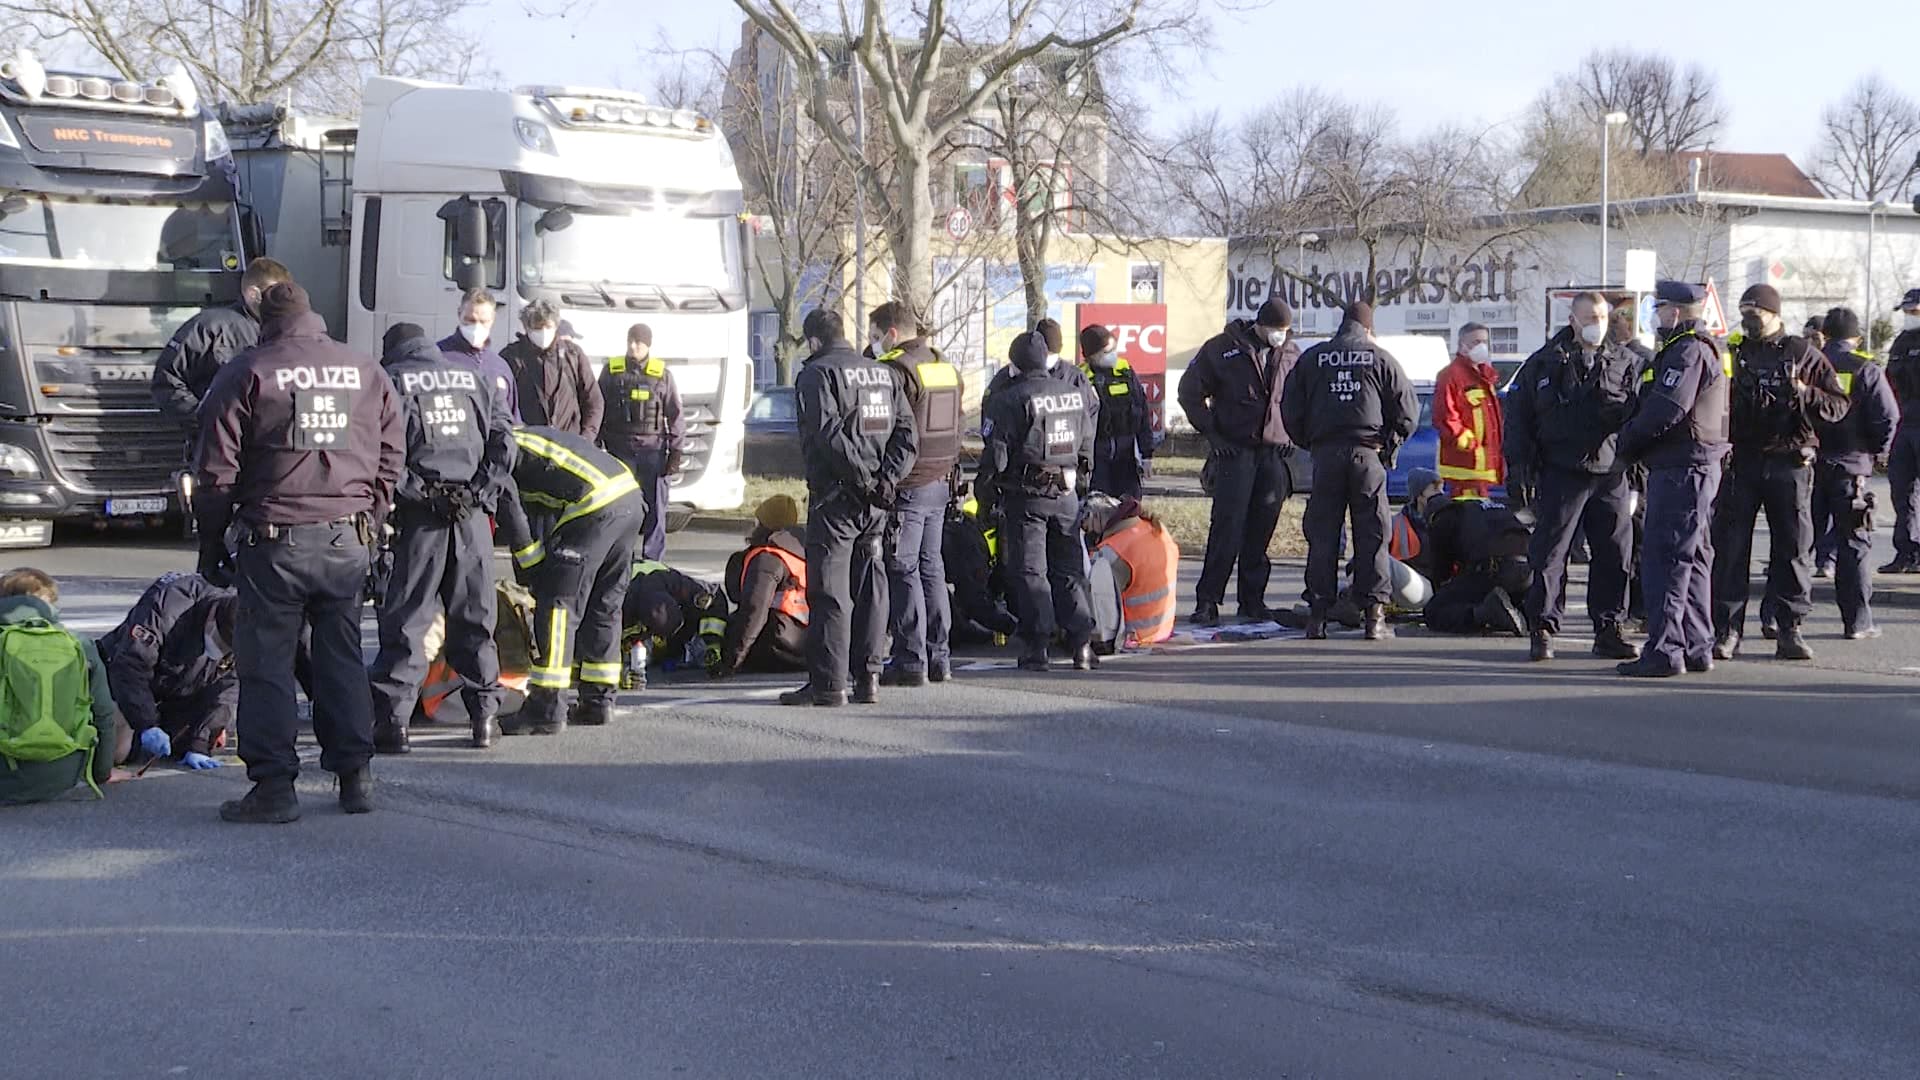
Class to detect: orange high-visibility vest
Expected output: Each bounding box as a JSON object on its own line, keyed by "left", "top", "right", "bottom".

{"left": 739, "top": 545, "right": 810, "bottom": 622}
{"left": 1389, "top": 510, "right": 1423, "bottom": 562}
{"left": 1097, "top": 518, "right": 1178, "bottom": 645}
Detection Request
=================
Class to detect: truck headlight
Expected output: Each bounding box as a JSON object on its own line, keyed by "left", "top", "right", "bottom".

{"left": 515, "top": 118, "right": 556, "bottom": 155}
{"left": 204, "top": 117, "right": 231, "bottom": 160}
{"left": 0, "top": 443, "right": 42, "bottom": 477}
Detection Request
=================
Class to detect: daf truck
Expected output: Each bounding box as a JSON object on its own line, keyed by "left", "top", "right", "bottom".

{"left": 0, "top": 49, "right": 246, "bottom": 546}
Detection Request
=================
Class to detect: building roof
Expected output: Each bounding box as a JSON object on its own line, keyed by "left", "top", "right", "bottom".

{"left": 1671, "top": 151, "right": 1823, "bottom": 198}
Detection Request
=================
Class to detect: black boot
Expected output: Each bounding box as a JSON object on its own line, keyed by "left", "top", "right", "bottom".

{"left": 1775, "top": 625, "right": 1813, "bottom": 661}
{"left": 1474, "top": 588, "right": 1526, "bottom": 637}
{"left": 1071, "top": 643, "right": 1099, "bottom": 670}
{"left": 470, "top": 709, "right": 499, "bottom": 750}
{"left": 573, "top": 696, "right": 614, "bottom": 726}
{"left": 928, "top": 661, "right": 952, "bottom": 683}
{"left": 337, "top": 765, "right": 373, "bottom": 815}
{"left": 1363, "top": 604, "right": 1392, "bottom": 641}
{"left": 1017, "top": 653, "right": 1051, "bottom": 672}
{"left": 852, "top": 673, "right": 881, "bottom": 704}
{"left": 1304, "top": 612, "right": 1328, "bottom": 640}
{"left": 880, "top": 666, "right": 928, "bottom": 688}
{"left": 372, "top": 723, "right": 410, "bottom": 755}
{"left": 502, "top": 690, "right": 567, "bottom": 735}
{"left": 219, "top": 777, "right": 300, "bottom": 824}
{"left": 1189, "top": 602, "right": 1219, "bottom": 627}
{"left": 1591, "top": 623, "right": 1639, "bottom": 660}
{"left": 1529, "top": 629, "right": 1554, "bottom": 661}
{"left": 780, "top": 683, "right": 848, "bottom": 707}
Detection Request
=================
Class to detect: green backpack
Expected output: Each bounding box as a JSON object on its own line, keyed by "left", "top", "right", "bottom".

{"left": 0, "top": 619, "right": 99, "bottom": 797}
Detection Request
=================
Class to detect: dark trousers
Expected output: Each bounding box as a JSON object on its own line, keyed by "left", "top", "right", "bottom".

{"left": 1811, "top": 468, "right": 1837, "bottom": 568}
{"left": 524, "top": 495, "right": 642, "bottom": 726}
{"left": 157, "top": 678, "right": 237, "bottom": 755}
{"left": 1425, "top": 559, "right": 1533, "bottom": 634}
{"left": 805, "top": 490, "right": 889, "bottom": 691}
{"left": 1524, "top": 466, "right": 1632, "bottom": 634}
{"left": 740, "top": 615, "right": 808, "bottom": 673}
{"left": 1090, "top": 436, "right": 1144, "bottom": 500}
{"left": 233, "top": 520, "right": 374, "bottom": 783}
{"left": 616, "top": 447, "right": 672, "bottom": 561}
{"left": 1711, "top": 454, "right": 1813, "bottom": 637}
{"left": 1304, "top": 444, "right": 1389, "bottom": 610}
{"left": 1814, "top": 463, "right": 1876, "bottom": 630}
{"left": 887, "top": 479, "right": 951, "bottom": 673}
{"left": 1003, "top": 491, "right": 1093, "bottom": 656}
{"left": 1642, "top": 463, "right": 1720, "bottom": 669}
{"left": 1197, "top": 446, "right": 1288, "bottom": 610}
{"left": 1889, "top": 426, "right": 1920, "bottom": 561}
{"left": 369, "top": 506, "right": 501, "bottom": 733}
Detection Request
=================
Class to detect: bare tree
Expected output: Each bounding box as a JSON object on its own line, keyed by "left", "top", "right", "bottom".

{"left": 2, "top": 0, "right": 489, "bottom": 110}
{"left": 1557, "top": 49, "right": 1726, "bottom": 158}
{"left": 728, "top": 0, "right": 1203, "bottom": 321}
{"left": 1811, "top": 74, "right": 1920, "bottom": 201}
{"left": 1512, "top": 88, "right": 1679, "bottom": 208}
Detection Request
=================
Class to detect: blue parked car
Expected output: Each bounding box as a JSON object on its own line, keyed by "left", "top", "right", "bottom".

{"left": 1384, "top": 387, "right": 1439, "bottom": 501}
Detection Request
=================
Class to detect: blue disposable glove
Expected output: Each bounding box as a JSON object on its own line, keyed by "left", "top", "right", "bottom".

{"left": 180, "top": 751, "right": 220, "bottom": 770}
{"left": 138, "top": 727, "right": 172, "bottom": 759}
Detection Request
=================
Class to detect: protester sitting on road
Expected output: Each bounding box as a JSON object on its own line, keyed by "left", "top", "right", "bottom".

{"left": 0, "top": 569, "right": 119, "bottom": 805}
{"left": 946, "top": 485, "right": 1017, "bottom": 645}
{"left": 97, "top": 572, "right": 235, "bottom": 772}
{"left": 1390, "top": 468, "right": 1444, "bottom": 587}
{"left": 1083, "top": 494, "right": 1179, "bottom": 651}
{"left": 716, "top": 495, "right": 809, "bottom": 676}
{"left": 624, "top": 558, "right": 731, "bottom": 687}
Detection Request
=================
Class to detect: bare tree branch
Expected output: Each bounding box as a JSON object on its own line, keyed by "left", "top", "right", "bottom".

{"left": 1811, "top": 74, "right": 1920, "bottom": 201}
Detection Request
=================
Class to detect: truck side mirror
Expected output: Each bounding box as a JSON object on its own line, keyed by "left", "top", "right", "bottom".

{"left": 438, "top": 196, "right": 489, "bottom": 259}
{"left": 240, "top": 208, "right": 266, "bottom": 260}
{"left": 453, "top": 260, "right": 486, "bottom": 291}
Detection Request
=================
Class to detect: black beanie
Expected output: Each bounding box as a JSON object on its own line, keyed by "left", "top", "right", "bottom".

{"left": 1078, "top": 324, "right": 1112, "bottom": 356}
{"left": 1010, "top": 330, "right": 1049, "bottom": 372}
{"left": 1255, "top": 299, "right": 1292, "bottom": 328}
{"left": 382, "top": 322, "right": 428, "bottom": 359}
{"left": 258, "top": 281, "right": 311, "bottom": 323}
{"left": 1822, "top": 307, "right": 1862, "bottom": 342}
{"left": 1739, "top": 284, "right": 1783, "bottom": 315}
{"left": 1344, "top": 301, "right": 1375, "bottom": 330}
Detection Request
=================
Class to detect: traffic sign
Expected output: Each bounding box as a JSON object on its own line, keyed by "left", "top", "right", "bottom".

{"left": 944, "top": 207, "right": 973, "bottom": 242}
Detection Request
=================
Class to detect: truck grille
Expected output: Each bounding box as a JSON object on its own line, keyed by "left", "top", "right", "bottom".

{"left": 44, "top": 414, "right": 181, "bottom": 494}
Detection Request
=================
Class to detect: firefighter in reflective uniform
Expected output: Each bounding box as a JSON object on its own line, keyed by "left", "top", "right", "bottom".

{"left": 946, "top": 489, "right": 1017, "bottom": 643}
{"left": 622, "top": 559, "right": 731, "bottom": 687}
{"left": 868, "top": 302, "right": 963, "bottom": 686}
{"left": 1810, "top": 307, "right": 1898, "bottom": 638}
{"left": 977, "top": 330, "right": 1097, "bottom": 671}
{"left": 1081, "top": 494, "right": 1178, "bottom": 651}
{"left": 1433, "top": 323, "right": 1505, "bottom": 499}
{"left": 495, "top": 426, "right": 644, "bottom": 734}
{"left": 718, "top": 495, "right": 810, "bottom": 675}
{"left": 598, "top": 323, "right": 684, "bottom": 561}
{"left": 194, "top": 281, "right": 404, "bottom": 822}
{"left": 1079, "top": 325, "right": 1153, "bottom": 499}
{"left": 366, "top": 324, "right": 517, "bottom": 753}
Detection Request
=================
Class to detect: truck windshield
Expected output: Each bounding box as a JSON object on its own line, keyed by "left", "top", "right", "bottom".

{"left": 16, "top": 303, "right": 200, "bottom": 349}
{"left": 517, "top": 204, "right": 744, "bottom": 300}
{"left": 0, "top": 195, "right": 237, "bottom": 271}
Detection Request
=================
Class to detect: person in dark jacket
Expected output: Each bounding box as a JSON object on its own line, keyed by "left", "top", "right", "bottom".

{"left": 945, "top": 489, "right": 1017, "bottom": 644}
{"left": 1615, "top": 281, "right": 1730, "bottom": 678}
{"left": 598, "top": 323, "right": 685, "bottom": 561}
{"left": 987, "top": 319, "right": 1100, "bottom": 429}
{"left": 151, "top": 257, "right": 292, "bottom": 432}
{"left": 438, "top": 288, "right": 520, "bottom": 422}
{"left": 1177, "top": 299, "right": 1299, "bottom": 626}
{"left": 500, "top": 298, "right": 604, "bottom": 440}
{"left": 719, "top": 496, "right": 810, "bottom": 675}
{"left": 1881, "top": 287, "right": 1920, "bottom": 573}
{"left": 1809, "top": 307, "right": 1898, "bottom": 638}
{"left": 784, "top": 309, "right": 918, "bottom": 706}
{"left": 869, "top": 302, "right": 962, "bottom": 686}
{"left": 1281, "top": 301, "right": 1416, "bottom": 641}
{"left": 1419, "top": 494, "right": 1533, "bottom": 636}
{"left": 1079, "top": 324, "right": 1153, "bottom": 499}
{"left": 97, "top": 572, "right": 236, "bottom": 772}
{"left": 1708, "top": 284, "right": 1848, "bottom": 662}
{"left": 624, "top": 559, "right": 730, "bottom": 686}
{"left": 1503, "top": 291, "right": 1641, "bottom": 662}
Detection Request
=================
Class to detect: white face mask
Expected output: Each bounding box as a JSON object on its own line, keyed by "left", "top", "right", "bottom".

{"left": 1263, "top": 328, "right": 1286, "bottom": 348}
{"left": 1577, "top": 322, "right": 1607, "bottom": 347}
{"left": 528, "top": 327, "right": 557, "bottom": 350}
{"left": 1091, "top": 349, "right": 1118, "bottom": 369}
{"left": 1906, "top": 312, "right": 1920, "bottom": 331}
{"left": 1467, "top": 342, "right": 1492, "bottom": 363}
{"left": 458, "top": 322, "right": 489, "bottom": 347}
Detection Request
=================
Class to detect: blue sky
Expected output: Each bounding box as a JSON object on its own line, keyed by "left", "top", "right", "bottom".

{"left": 485, "top": 1, "right": 1912, "bottom": 170}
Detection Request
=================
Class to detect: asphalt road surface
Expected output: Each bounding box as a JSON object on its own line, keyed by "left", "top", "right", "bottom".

{"left": 5, "top": 510, "right": 1919, "bottom": 1078}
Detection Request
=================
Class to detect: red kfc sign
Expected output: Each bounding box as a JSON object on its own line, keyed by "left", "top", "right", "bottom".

{"left": 1079, "top": 303, "right": 1169, "bottom": 432}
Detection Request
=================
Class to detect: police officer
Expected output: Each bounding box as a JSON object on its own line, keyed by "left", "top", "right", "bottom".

{"left": 1809, "top": 307, "right": 1898, "bottom": 639}
{"left": 366, "top": 324, "right": 516, "bottom": 754}
{"left": 195, "top": 281, "right": 404, "bottom": 822}
{"left": 1178, "top": 299, "right": 1299, "bottom": 626}
{"left": 987, "top": 319, "right": 1100, "bottom": 432}
{"left": 782, "top": 309, "right": 917, "bottom": 705}
{"left": 869, "top": 301, "right": 962, "bottom": 687}
{"left": 1708, "top": 284, "right": 1848, "bottom": 662}
{"left": 1079, "top": 325, "right": 1153, "bottom": 499}
{"left": 1881, "top": 287, "right": 1920, "bottom": 574}
{"left": 624, "top": 559, "right": 731, "bottom": 687}
{"left": 977, "top": 330, "right": 1097, "bottom": 671}
{"left": 495, "top": 425, "right": 644, "bottom": 734}
{"left": 1503, "top": 291, "right": 1641, "bottom": 662}
{"left": 598, "top": 323, "right": 684, "bottom": 561}
{"left": 1281, "top": 302, "right": 1417, "bottom": 641}
{"left": 1614, "top": 281, "right": 1729, "bottom": 677}
{"left": 97, "top": 572, "right": 238, "bottom": 772}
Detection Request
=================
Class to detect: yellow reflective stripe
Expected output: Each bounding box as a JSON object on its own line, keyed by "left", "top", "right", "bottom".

{"left": 1107, "top": 383, "right": 1129, "bottom": 396}
{"left": 530, "top": 608, "right": 570, "bottom": 687}
{"left": 630, "top": 388, "right": 651, "bottom": 400}
{"left": 522, "top": 491, "right": 568, "bottom": 509}
{"left": 579, "top": 661, "right": 623, "bottom": 685}
{"left": 1438, "top": 463, "right": 1499, "bottom": 482}
{"left": 1837, "top": 372, "right": 1855, "bottom": 395}
{"left": 699, "top": 617, "right": 728, "bottom": 637}
{"left": 556, "top": 470, "right": 641, "bottom": 529}
{"left": 513, "top": 540, "right": 546, "bottom": 568}
{"left": 644, "top": 358, "right": 665, "bottom": 377}
{"left": 514, "top": 430, "right": 618, "bottom": 488}
{"left": 877, "top": 347, "right": 905, "bottom": 362}
{"left": 1641, "top": 368, "right": 1655, "bottom": 384}
{"left": 917, "top": 361, "right": 959, "bottom": 389}
{"left": 630, "top": 559, "right": 668, "bottom": 579}
{"left": 607, "top": 355, "right": 626, "bottom": 373}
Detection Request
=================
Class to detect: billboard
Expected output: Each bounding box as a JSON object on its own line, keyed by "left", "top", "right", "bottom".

{"left": 1078, "top": 302, "right": 1169, "bottom": 432}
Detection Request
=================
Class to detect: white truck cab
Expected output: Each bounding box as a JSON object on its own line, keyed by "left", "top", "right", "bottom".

{"left": 344, "top": 76, "right": 751, "bottom": 516}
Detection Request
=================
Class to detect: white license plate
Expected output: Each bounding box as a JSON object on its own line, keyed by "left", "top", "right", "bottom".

{"left": 105, "top": 497, "right": 168, "bottom": 516}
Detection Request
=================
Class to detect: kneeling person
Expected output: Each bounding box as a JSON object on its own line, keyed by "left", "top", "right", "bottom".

{"left": 99, "top": 572, "right": 235, "bottom": 771}
{"left": 624, "top": 558, "right": 731, "bottom": 686}
{"left": 1420, "top": 496, "right": 1534, "bottom": 636}
{"left": 718, "top": 496, "right": 810, "bottom": 676}
{"left": 1083, "top": 494, "right": 1179, "bottom": 651}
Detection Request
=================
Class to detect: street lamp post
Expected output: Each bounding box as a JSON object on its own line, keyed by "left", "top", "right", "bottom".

{"left": 1297, "top": 232, "right": 1319, "bottom": 314}
{"left": 1599, "top": 112, "right": 1629, "bottom": 287}
{"left": 1868, "top": 198, "right": 1890, "bottom": 344}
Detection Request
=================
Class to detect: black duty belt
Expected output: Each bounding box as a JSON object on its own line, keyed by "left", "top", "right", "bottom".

{"left": 241, "top": 513, "right": 370, "bottom": 544}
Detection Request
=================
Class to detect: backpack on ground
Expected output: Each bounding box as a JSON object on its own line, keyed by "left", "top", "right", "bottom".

{"left": 0, "top": 619, "right": 99, "bottom": 797}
